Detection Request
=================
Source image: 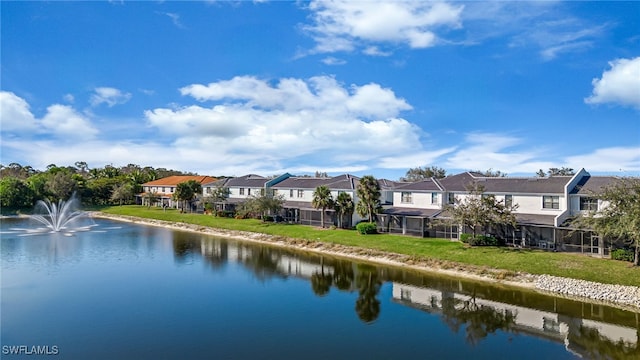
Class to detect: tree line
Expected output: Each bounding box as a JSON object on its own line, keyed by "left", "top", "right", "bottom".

{"left": 0, "top": 162, "right": 194, "bottom": 210}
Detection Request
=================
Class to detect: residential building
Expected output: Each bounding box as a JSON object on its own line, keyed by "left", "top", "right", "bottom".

{"left": 271, "top": 174, "right": 360, "bottom": 228}
{"left": 139, "top": 175, "right": 217, "bottom": 209}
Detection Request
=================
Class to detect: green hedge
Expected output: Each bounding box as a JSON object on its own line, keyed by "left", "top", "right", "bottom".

{"left": 356, "top": 222, "right": 377, "bottom": 235}
{"left": 611, "top": 248, "right": 634, "bottom": 262}
{"left": 460, "top": 233, "right": 503, "bottom": 246}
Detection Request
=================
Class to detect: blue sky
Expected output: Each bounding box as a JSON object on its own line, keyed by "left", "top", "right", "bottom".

{"left": 1, "top": 1, "right": 639, "bottom": 179}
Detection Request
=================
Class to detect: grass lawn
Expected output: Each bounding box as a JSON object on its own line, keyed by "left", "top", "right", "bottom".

{"left": 99, "top": 205, "right": 640, "bottom": 287}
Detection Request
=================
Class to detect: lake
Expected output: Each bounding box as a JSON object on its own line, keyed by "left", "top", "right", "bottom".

{"left": 1, "top": 217, "right": 638, "bottom": 359}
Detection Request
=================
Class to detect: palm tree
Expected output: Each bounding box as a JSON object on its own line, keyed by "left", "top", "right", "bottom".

{"left": 356, "top": 175, "right": 381, "bottom": 223}
{"left": 335, "top": 192, "right": 354, "bottom": 228}
{"left": 312, "top": 185, "right": 334, "bottom": 228}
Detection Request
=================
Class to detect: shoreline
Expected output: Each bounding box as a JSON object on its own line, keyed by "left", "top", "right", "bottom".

{"left": 91, "top": 212, "right": 640, "bottom": 312}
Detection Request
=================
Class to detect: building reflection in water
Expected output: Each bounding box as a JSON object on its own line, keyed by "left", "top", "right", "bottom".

{"left": 188, "top": 235, "right": 639, "bottom": 359}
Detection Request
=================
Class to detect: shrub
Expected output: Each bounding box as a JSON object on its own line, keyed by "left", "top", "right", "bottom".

{"left": 356, "top": 222, "right": 377, "bottom": 235}
{"left": 460, "top": 234, "right": 502, "bottom": 246}
{"left": 611, "top": 248, "right": 634, "bottom": 262}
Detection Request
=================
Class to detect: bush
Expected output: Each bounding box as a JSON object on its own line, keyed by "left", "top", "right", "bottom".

{"left": 611, "top": 248, "right": 634, "bottom": 262}
{"left": 356, "top": 222, "right": 377, "bottom": 235}
{"left": 460, "top": 234, "right": 501, "bottom": 246}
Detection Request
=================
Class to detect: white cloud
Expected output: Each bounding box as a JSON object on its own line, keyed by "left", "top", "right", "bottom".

{"left": 585, "top": 57, "right": 640, "bottom": 109}
{"left": 0, "top": 91, "right": 38, "bottom": 133}
{"left": 378, "top": 148, "right": 457, "bottom": 169}
{"left": 158, "top": 12, "right": 185, "bottom": 29}
{"left": 41, "top": 105, "right": 99, "bottom": 139}
{"left": 146, "top": 75, "right": 422, "bottom": 173}
{"left": 362, "top": 46, "right": 391, "bottom": 57}
{"left": 565, "top": 146, "right": 640, "bottom": 172}
{"left": 302, "top": 1, "right": 463, "bottom": 54}
{"left": 321, "top": 56, "right": 347, "bottom": 65}
{"left": 0, "top": 91, "right": 97, "bottom": 139}
{"left": 444, "top": 133, "right": 554, "bottom": 174}
{"left": 90, "top": 87, "right": 132, "bottom": 107}
{"left": 63, "top": 94, "right": 75, "bottom": 103}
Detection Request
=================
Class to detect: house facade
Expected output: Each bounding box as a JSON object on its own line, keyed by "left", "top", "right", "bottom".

{"left": 139, "top": 175, "right": 217, "bottom": 209}
{"left": 378, "top": 169, "right": 625, "bottom": 256}
{"left": 271, "top": 174, "right": 361, "bottom": 228}
{"left": 140, "top": 168, "right": 630, "bottom": 257}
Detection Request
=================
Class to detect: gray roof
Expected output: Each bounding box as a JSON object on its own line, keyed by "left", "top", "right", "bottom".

{"left": 225, "top": 174, "right": 269, "bottom": 188}
{"left": 273, "top": 174, "right": 358, "bottom": 190}
{"left": 571, "top": 176, "right": 619, "bottom": 195}
{"left": 395, "top": 179, "right": 441, "bottom": 192}
{"left": 439, "top": 172, "right": 571, "bottom": 194}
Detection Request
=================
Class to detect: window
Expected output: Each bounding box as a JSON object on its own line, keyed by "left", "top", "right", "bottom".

{"left": 448, "top": 193, "right": 455, "bottom": 204}
{"left": 401, "top": 192, "right": 412, "bottom": 204}
{"left": 260, "top": 188, "right": 265, "bottom": 196}
{"left": 580, "top": 197, "right": 598, "bottom": 211}
{"left": 431, "top": 192, "right": 438, "bottom": 205}
{"left": 289, "top": 189, "right": 294, "bottom": 198}
{"left": 239, "top": 188, "right": 245, "bottom": 195}
{"left": 505, "top": 195, "right": 513, "bottom": 208}
{"left": 206, "top": 187, "right": 212, "bottom": 194}
{"left": 543, "top": 196, "right": 559, "bottom": 209}
{"left": 162, "top": 187, "right": 166, "bottom": 193}
{"left": 297, "top": 190, "right": 304, "bottom": 198}
{"left": 247, "top": 188, "right": 252, "bottom": 196}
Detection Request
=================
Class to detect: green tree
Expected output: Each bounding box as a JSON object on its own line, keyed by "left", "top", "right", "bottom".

{"left": 204, "top": 185, "right": 231, "bottom": 215}
{"left": 400, "top": 166, "right": 447, "bottom": 181}
{"left": 537, "top": 167, "right": 576, "bottom": 177}
{"left": 45, "top": 171, "right": 77, "bottom": 202}
{"left": 312, "top": 185, "right": 334, "bottom": 228}
{"left": 356, "top": 175, "right": 381, "bottom": 223}
{"left": 0, "top": 177, "right": 34, "bottom": 208}
{"left": 447, "top": 185, "right": 517, "bottom": 240}
{"left": 173, "top": 180, "right": 202, "bottom": 212}
{"left": 144, "top": 190, "right": 160, "bottom": 208}
{"left": 110, "top": 183, "right": 134, "bottom": 205}
{"left": 335, "top": 192, "right": 355, "bottom": 229}
{"left": 239, "top": 191, "right": 285, "bottom": 221}
{"left": 474, "top": 168, "right": 507, "bottom": 177}
{"left": 579, "top": 178, "right": 640, "bottom": 266}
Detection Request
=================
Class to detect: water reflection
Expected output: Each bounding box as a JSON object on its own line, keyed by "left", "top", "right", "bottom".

{"left": 3, "top": 217, "right": 638, "bottom": 360}
{"left": 183, "top": 235, "right": 639, "bottom": 358}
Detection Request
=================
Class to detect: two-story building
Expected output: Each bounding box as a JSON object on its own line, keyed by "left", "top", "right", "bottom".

{"left": 139, "top": 175, "right": 217, "bottom": 209}
{"left": 378, "top": 169, "right": 625, "bottom": 256}
{"left": 271, "top": 174, "right": 361, "bottom": 228}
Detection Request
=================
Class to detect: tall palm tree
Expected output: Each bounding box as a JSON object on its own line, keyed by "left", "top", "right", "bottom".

{"left": 312, "top": 185, "right": 334, "bottom": 228}
{"left": 335, "top": 192, "right": 354, "bottom": 228}
{"left": 356, "top": 175, "right": 381, "bottom": 222}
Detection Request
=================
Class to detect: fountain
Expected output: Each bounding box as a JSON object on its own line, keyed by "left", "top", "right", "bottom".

{"left": 7, "top": 194, "right": 98, "bottom": 236}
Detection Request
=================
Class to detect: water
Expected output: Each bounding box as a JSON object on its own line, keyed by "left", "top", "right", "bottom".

{"left": 1, "top": 217, "right": 638, "bottom": 359}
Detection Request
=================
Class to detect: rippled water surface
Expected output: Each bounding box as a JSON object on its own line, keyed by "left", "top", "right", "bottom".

{"left": 1, "top": 217, "right": 638, "bottom": 359}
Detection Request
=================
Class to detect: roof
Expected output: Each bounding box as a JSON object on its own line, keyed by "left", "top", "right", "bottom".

{"left": 273, "top": 174, "right": 359, "bottom": 190}
{"left": 571, "top": 176, "right": 620, "bottom": 195}
{"left": 438, "top": 172, "right": 570, "bottom": 194}
{"left": 224, "top": 174, "right": 269, "bottom": 188}
{"left": 395, "top": 179, "right": 441, "bottom": 192}
{"left": 143, "top": 175, "right": 217, "bottom": 186}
